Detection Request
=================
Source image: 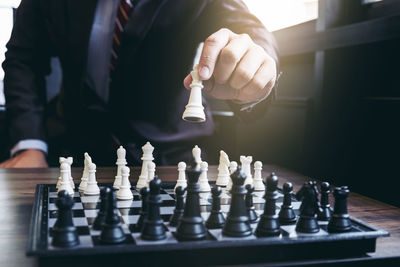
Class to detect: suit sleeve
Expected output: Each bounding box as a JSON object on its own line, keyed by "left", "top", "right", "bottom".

{"left": 2, "top": 0, "right": 51, "bottom": 147}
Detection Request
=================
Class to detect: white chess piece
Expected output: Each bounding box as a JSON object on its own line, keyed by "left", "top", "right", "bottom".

{"left": 56, "top": 157, "right": 65, "bottom": 190}
{"left": 58, "top": 162, "right": 74, "bottom": 196}
{"left": 192, "top": 145, "right": 202, "bottom": 169}
{"left": 66, "top": 157, "right": 75, "bottom": 191}
{"left": 182, "top": 64, "right": 206, "bottom": 122}
{"left": 79, "top": 153, "right": 92, "bottom": 191}
{"left": 253, "top": 161, "right": 265, "bottom": 191}
{"left": 113, "top": 146, "right": 127, "bottom": 189}
{"left": 57, "top": 157, "right": 74, "bottom": 193}
{"left": 136, "top": 142, "right": 154, "bottom": 190}
{"left": 147, "top": 161, "right": 156, "bottom": 186}
{"left": 226, "top": 161, "right": 238, "bottom": 191}
{"left": 175, "top": 161, "right": 187, "bottom": 191}
{"left": 84, "top": 163, "right": 100, "bottom": 195}
{"left": 240, "top": 156, "right": 253, "bottom": 185}
{"left": 117, "top": 166, "right": 133, "bottom": 200}
{"left": 216, "top": 150, "right": 230, "bottom": 186}
{"left": 199, "top": 161, "right": 211, "bottom": 192}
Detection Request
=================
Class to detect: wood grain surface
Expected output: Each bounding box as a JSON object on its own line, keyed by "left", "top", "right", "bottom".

{"left": 0, "top": 165, "right": 399, "bottom": 266}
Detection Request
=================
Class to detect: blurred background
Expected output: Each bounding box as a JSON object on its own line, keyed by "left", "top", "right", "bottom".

{"left": 1, "top": 0, "right": 399, "bottom": 206}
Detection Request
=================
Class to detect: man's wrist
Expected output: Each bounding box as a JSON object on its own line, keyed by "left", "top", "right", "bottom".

{"left": 10, "top": 139, "right": 48, "bottom": 157}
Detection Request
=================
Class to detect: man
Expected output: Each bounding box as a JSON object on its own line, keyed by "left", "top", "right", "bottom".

{"left": 1, "top": 0, "right": 278, "bottom": 167}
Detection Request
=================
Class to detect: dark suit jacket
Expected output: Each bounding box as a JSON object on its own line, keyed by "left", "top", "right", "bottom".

{"left": 2, "top": 0, "right": 278, "bottom": 165}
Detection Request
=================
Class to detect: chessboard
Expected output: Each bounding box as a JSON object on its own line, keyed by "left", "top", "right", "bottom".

{"left": 27, "top": 181, "right": 389, "bottom": 267}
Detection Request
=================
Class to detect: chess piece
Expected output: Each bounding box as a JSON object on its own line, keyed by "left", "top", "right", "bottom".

{"left": 278, "top": 182, "right": 297, "bottom": 225}
{"left": 51, "top": 190, "right": 79, "bottom": 247}
{"left": 182, "top": 64, "right": 206, "bottom": 122}
{"left": 113, "top": 146, "right": 127, "bottom": 189}
{"left": 141, "top": 177, "right": 167, "bottom": 240}
{"left": 295, "top": 181, "right": 320, "bottom": 233}
{"left": 222, "top": 166, "right": 252, "bottom": 237}
{"left": 169, "top": 186, "right": 186, "bottom": 227}
{"left": 192, "top": 145, "right": 202, "bottom": 169}
{"left": 176, "top": 165, "right": 207, "bottom": 241}
{"left": 253, "top": 161, "right": 264, "bottom": 191}
{"left": 328, "top": 186, "right": 352, "bottom": 233}
{"left": 93, "top": 187, "right": 108, "bottom": 230}
{"left": 198, "top": 161, "right": 211, "bottom": 192}
{"left": 246, "top": 184, "right": 258, "bottom": 223}
{"left": 65, "top": 157, "right": 75, "bottom": 190}
{"left": 216, "top": 150, "right": 230, "bottom": 186}
{"left": 318, "top": 182, "right": 332, "bottom": 221}
{"left": 84, "top": 163, "right": 100, "bottom": 195}
{"left": 175, "top": 161, "right": 187, "bottom": 191}
{"left": 136, "top": 142, "right": 154, "bottom": 190}
{"left": 136, "top": 187, "right": 150, "bottom": 231}
{"left": 58, "top": 162, "right": 74, "bottom": 196}
{"left": 226, "top": 161, "right": 238, "bottom": 191}
{"left": 240, "top": 156, "right": 253, "bottom": 186}
{"left": 117, "top": 166, "right": 133, "bottom": 200}
{"left": 206, "top": 186, "right": 225, "bottom": 229}
{"left": 100, "top": 188, "right": 126, "bottom": 244}
{"left": 255, "top": 172, "right": 280, "bottom": 237}
{"left": 79, "top": 153, "right": 92, "bottom": 191}
{"left": 147, "top": 161, "right": 156, "bottom": 186}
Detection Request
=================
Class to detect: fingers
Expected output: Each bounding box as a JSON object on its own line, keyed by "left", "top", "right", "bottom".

{"left": 198, "top": 28, "right": 232, "bottom": 80}
{"left": 183, "top": 74, "right": 192, "bottom": 89}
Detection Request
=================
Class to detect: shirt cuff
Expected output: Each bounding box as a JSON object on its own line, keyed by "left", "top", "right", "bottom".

{"left": 10, "top": 139, "right": 48, "bottom": 157}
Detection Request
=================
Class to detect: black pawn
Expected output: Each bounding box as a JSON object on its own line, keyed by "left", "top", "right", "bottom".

{"left": 136, "top": 187, "right": 150, "bottom": 231}
{"left": 295, "top": 181, "right": 320, "bottom": 233}
{"left": 222, "top": 166, "right": 252, "bottom": 237}
{"left": 278, "top": 182, "right": 297, "bottom": 225}
{"left": 176, "top": 166, "right": 207, "bottom": 241}
{"left": 93, "top": 187, "right": 108, "bottom": 230}
{"left": 141, "top": 176, "right": 167, "bottom": 240}
{"left": 245, "top": 184, "right": 258, "bottom": 223}
{"left": 328, "top": 186, "right": 352, "bottom": 233}
{"left": 100, "top": 187, "right": 126, "bottom": 244}
{"left": 206, "top": 186, "right": 225, "bottom": 229}
{"left": 255, "top": 172, "right": 281, "bottom": 237}
{"left": 170, "top": 186, "right": 186, "bottom": 227}
{"left": 318, "top": 182, "right": 332, "bottom": 221}
{"left": 52, "top": 190, "right": 80, "bottom": 247}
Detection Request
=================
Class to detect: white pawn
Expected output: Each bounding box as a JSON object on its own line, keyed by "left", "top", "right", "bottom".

{"left": 253, "top": 161, "right": 265, "bottom": 191}
{"left": 117, "top": 166, "right": 133, "bottom": 200}
{"left": 216, "top": 150, "right": 230, "bottom": 186}
{"left": 175, "top": 161, "right": 187, "bottom": 191}
{"left": 226, "top": 161, "right": 238, "bottom": 191}
{"left": 147, "top": 161, "right": 156, "bottom": 186}
{"left": 84, "top": 163, "right": 100, "bottom": 195}
{"left": 113, "top": 146, "right": 127, "bottom": 189}
{"left": 198, "top": 161, "right": 211, "bottom": 192}
{"left": 58, "top": 162, "right": 74, "bottom": 196}
{"left": 182, "top": 64, "right": 206, "bottom": 122}
{"left": 79, "top": 153, "right": 92, "bottom": 191}
{"left": 240, "top": 155, "right": 253, "bottom": 186}
{"left": 136, "top": 142, "right": 154, "bottom": 190}
{"left": 192, "top": 145, "right": 202, "bottom": 169}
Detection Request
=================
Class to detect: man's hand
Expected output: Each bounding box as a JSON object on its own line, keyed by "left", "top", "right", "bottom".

{"left": 184, "top": 28, "right": 277, "bottom": 103}
{"left": 0, "top": 149, "right": 48, "bottom": 168}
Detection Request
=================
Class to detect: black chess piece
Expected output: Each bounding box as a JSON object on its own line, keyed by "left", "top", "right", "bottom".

{"left": 295, "top": 181, "right": 320, "bottom": 233}
{"left": 278, "top": 182, "right": 297, "bottom": 225}
{"left": 176, "top": 165, "right": 207, "bottom": 241}
{"left": 255, "top": 172, "right": 280, "bottom": 237}
{"left": 136, "top": 187, "right": 150, "bottom": 231}
{"left": 222, "top": 166, "right": 252, "bottom": 237}
{"left": 318, "top": 182, "right": 332, "bottom": 221}
{"left": 245, "top": 184, "right": 258, "bottom": 223}
{"left": 51, "top": 190, "right": 80, "bottom": 247}
{"left": 328, "top": 186, "right": 352, "bottom": 233}
{"left": 206, "top": 186, "right": 226, "bottom": 229}
{"left": 100, "top": 187, "right": 126, "bottom": 244}
{"left": 169, "top": 186, "right": 186, "bottom": 227}
{"left": 93, "top": 187, "right": 108, "bottom": 230}
{"left": 141, "top": 176, "right": 167, "bottom": 240}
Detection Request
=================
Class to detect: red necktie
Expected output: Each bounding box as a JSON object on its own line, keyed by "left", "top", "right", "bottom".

{"left": 110, "top": 0, "right": 133, "bottom": 75}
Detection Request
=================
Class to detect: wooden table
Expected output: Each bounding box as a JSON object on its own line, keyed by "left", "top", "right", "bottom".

{"left": 1, "top": 165, "right": 399, "bottom": 266}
